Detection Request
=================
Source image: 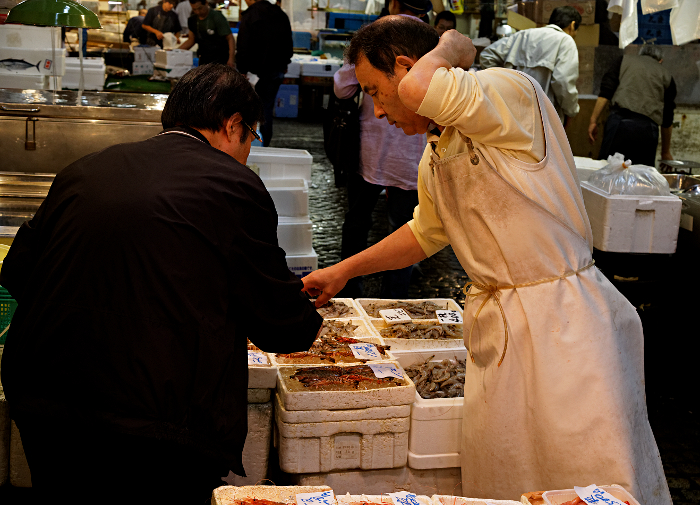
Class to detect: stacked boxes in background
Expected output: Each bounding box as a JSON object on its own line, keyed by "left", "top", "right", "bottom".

{"left": 154, "top": 49, "right": 193, "bottom": 79}
{"left": 62, "top": 57, "right": 107, "bottom": 91}
{"left": 132, "top": 45, "right": 156, "bottom": 76}
{"left": 0, "top": 24, "right": 66, "bottom": 90}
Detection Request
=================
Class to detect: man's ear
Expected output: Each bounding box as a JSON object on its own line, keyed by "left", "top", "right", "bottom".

{"left": 225, "top": 113, "right": 243, "bottom": 142}
{"left": 395, "top": 55, "right": 418, "bottom": 73}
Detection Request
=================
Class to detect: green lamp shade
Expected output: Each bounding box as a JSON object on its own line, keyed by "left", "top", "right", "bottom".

{"left": 6, "top": 0, "right": 102, "bottom": 28}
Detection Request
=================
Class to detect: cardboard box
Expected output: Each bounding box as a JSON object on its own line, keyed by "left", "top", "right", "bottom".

{"left": 575, "top": 23, "right": 599, "bottom": 47}
{"left": 577, "top": 46, "right": 595, "bottom": 73}
{"left": 531, "top": 0, "right": 596, "bottom": 26}
{"left": 508, "top": 10, "right": 537, "bottom": 31}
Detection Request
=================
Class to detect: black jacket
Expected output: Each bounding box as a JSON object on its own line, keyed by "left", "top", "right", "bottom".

{"left": 0, "top": 127, "right": 321, "bottom": 474}
{"left": 236, "top": 1, "right": 293, "bottom": 76}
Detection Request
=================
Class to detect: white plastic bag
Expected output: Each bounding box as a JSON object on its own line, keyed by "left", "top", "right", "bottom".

{"left": 587, "top": 153, "right": 672, "bottom": 196}
{"left": 609, "top": 0, "right": 639, "bottom": 49}
{"left": 670, "top": 0, "right": 700, "bottom": 46}
{"left": 641, "top": 0, "right": 678, "bottom": 15}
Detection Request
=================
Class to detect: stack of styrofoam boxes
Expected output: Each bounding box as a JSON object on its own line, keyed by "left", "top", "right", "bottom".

{"left": 0, "top": 24, "right": 65, "bottom": 90}
{"left": 62, "top": 57, "right": 107, "bottom": 91}
{"left": 154, "top": 49, "right": 193, "bottom": 79}
{"left": 133, "top": 45, "right": 157, "bottom": 76}
{"left": 248, "top": 146, "right": 317, "bottom": 278}
{"left": 295, "top": 54, "right": 342, "bottom": 79}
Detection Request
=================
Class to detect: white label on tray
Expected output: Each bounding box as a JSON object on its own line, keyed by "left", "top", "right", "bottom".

{"left": 436, "top": 309, "right": 463, "bottom": 324}
{"left": 296, "top": 490, "right": 336, "bottom": 505}
{"left": 379, "top": 308, "right": 412, "bottom": 324}
{"left": 574, "top": 485, "right": 627, "bottom": 505}
{"left": 247, "top": 351, "right": 268, "bottom": 365}
{"left": 349, "top": 342, "right": 382, "bottom": 360}
{"left": 368, "top": 362, "right": 403, "bottom": 380}
{"left": 388, "top": 492, "right": 422, "bottom": 505}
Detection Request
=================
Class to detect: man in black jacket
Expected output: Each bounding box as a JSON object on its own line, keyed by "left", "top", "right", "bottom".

{"left": 236, "top": 0, "right": 293, "bottom": 146}
{"left": 0, "top": 63, "right": 322, "bottom": 504}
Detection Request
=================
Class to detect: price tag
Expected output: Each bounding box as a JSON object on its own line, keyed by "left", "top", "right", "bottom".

{"left": 247, "top": 351, "right": 268, "bottom": 365}
{"left": 296, "top": 490, "right": 336, "bottom": 505}
{"left": 379, "top": 308, "right": 412, "bottom": 325}
{"left": 574, "top": 485, "right": 628, "bottom": 505}
{"left": 436, "top": 310, "right": 463, "bottom": 324}
{"left": 349, "top": 342, "right": 382, "bottom": 360}
{"left": 388, "top": 492, "right": 422, "bottom": 505}
{"left": 368, "top": 362, "right": 404, "bottom": 380}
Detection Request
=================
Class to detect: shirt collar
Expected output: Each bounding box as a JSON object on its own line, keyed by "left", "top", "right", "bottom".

{"left": 159, "top": 125, "right": 212, "bottom": 145}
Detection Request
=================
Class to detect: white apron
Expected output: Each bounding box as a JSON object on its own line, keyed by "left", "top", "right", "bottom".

{"left": 425, "top": 74, "right": 671, "bottom": 504}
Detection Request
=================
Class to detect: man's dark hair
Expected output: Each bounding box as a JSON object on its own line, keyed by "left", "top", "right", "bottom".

{"left": 162, "top": 64, "right": 263, "bottom": 142}
{"left": 434, "top": 10, "right": 456, "bottom": 27}
{"left": 346, "top": 15, "right": 439, "bottom": 76}
{"left": 189, "top": 0, "right": 206, "bottom": 5}
{"left": 548, "top": 6, "right": 582, "bottom": 30}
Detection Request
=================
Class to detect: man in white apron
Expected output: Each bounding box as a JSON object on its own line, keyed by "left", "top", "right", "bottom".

{"left": 302, "top": 16, "right": 671, "bottom": 505}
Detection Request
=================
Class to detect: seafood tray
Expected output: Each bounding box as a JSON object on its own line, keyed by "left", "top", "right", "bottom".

{"left": 433, "top": 495, "right": 522, "bottom": 505}
{"left": 275, "top": 399, "right": 410, "bottom": 473}
{"left": 336, "top": 494, "right": 432, "bottom": 505}
{"left": 371, "top": 320, "right": 465, "bottom": 351}
{"left": 315, "top": 298, "right": 362, "bottom": 319}
{"left": 356, "top": 298, "right": 463, "bottom": 321}
{"left": 275, "top": 392, "right": 410, "bottom": 423}
{"left": 212, "top": 485, "right": 333, "bottom": 505}
{"left": 276, "top": 363, "right": 416, "bottom": 411}
{"left": 393, "top": 349, "right": 468, "bottom": 470}
{"left": 269, "top": 336, "right": 393, "bottom": 367}
{"left": 541, "top": 485, "right": 640, "bottom": 505}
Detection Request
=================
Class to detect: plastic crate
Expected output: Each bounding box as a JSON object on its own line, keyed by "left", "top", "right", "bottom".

{"left": 274, "top": 84, "right": 299, "bottom": 118}
{"left": 0, "top": 287, "right": 17, "bottom": 345}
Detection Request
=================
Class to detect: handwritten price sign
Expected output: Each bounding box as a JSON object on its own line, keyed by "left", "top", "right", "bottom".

{"left": 388, "top": 492, "right": 422, "bottom": 505}
{"left": 379, "top": 308, "right": 412, "bottom": 325}
{"left": 247, "top": 351, "right": 268, "bottom": 365}
{"left": 368, "top": 362, "right": 404, "bottom": 380}
{"left": 296, "top": 490, "right": 336, "bottom": 505}
{"left": 349, "top": 342, "right": 382, "bottom": 360}
{"left": 574, "top": 485, "right": 628, "bottom": 505}
{"left": 436, "top": 310, "right": 463, "bottom": 324}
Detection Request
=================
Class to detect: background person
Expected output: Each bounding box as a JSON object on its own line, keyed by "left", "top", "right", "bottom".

{"left": 123, "top": 8, "right": 148, "bottom": 44}
{"left": 588, "top": 44, "right": 676, "bottom": 165}
{"left": 236, "top": 0, "right": 293, "bottom": 146}
{"left": 434, "top": 10, "right": 455, "bottom": 37}
{"left": 180, "top": 0, "right": 235, "bottom": 67}
{"left": 142, "top": 0, "right": 182, "bottom": 47}
{"left": 175, "top": 0, "right": 192, "bottom": 35}
{"left": 302, "top": 17, "right": 671, "bottom": 504}
{"left": 0, "top": 63, "right": 322, "bottom": 505}
{"left": 479, "top": 6, "right": 581, "bottom": 124}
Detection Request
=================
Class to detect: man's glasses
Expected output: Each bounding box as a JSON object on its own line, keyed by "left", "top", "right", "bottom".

{"left": 243, "top": 121, "right": 261, "bottom": 143}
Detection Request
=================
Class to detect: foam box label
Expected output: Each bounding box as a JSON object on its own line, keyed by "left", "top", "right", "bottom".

{"left": 349, "top": 342, "right": 382, "bottom": 360}
{"left": 388, "top": 492, "right": 421, "bottom": 505}
{"left": 368, "top": 362, "right": 403, "bottom": 380}
{"left": 437, "top": 310, "right": 463, "bottom": 324}
{"left": 379, "top": 308, "right": 411, "bottom": 324}
{"left": 574, "top": 485, "right": 627, "bottom": 505}
{"left": 247, "top": 351, "right": 268, "bottom": 365}
{"left": 296, "top": 490, "right": 336, "bottom": 505}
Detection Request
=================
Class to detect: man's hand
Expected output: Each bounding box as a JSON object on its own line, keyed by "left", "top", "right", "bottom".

{"left": 588, "top": 122, "right": 598, "bottom": 144}
{"left": 661, "top": 151, "right": 673, "bottom": 161}
{"left": 155, "top": 30, "right": 164, "bottom": 40}
{"left": 435, "top": 29, "right": 477, "bottom": 70}
{"left": 301, "top": 264, "right": 348, "bottom": 307}
{"left": 227, "top": 57, "right": 235, "bottom": 68}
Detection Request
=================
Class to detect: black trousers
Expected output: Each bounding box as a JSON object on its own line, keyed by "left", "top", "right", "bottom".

{"left": 254, "top": 73, "right": 284, "bottom": 147}
{"left": 15, "top": 414, "right": 228, "bottom": 505}
{"left": 599, "top": 107, "right": 659, "bottom": 167}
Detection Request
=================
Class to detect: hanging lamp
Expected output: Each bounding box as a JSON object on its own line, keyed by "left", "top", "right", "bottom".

{"left": 6, "top": 0, "right": 101, "bottom": 28}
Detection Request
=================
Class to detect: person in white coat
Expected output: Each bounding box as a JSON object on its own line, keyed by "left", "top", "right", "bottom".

{"left": 479, "top": 6, "right": 581, "bottom": 124}
{"left": 302, "top": 16, "right": 671, "bottom": 505}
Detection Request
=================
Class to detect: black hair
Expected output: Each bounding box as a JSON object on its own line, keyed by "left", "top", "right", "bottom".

{"left": 346, "top": 15, "right": 439, "bottom": 76}
{"left": 189, "top": 0, "right": 206, "bottom": 4}
{"left": 434, "top": 10, "right": 456, "bottom": 27}
{"left": 161, "top": 64, "right": 263, "bottom": 142}
{"left": 548, "top": 6, "right": 582, "bottom": 30}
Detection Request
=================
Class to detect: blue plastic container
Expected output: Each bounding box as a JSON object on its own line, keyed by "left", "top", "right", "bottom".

{"left": 275, "top": 84, "right": 299, "bottom": 118}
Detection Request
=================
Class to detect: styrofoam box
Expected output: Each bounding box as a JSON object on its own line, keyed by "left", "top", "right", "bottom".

{"left": 286, "top": 248, "right": 317, "bottom": 278}
{"left": 542, "top": 485, "right": 640, "bottom": 505}
{"left": 0, "top": 74, "right": 61, "bottom": 91}
{"left": 301, "top": 60, "right": 341, "bottom": 77}
{"left": 62, "top": 57, "right": 106, "bottom": 90}
{"left": 433, "top": 494, "right": 522, "bottom": 505}
{"left": 264, "top": 178, "right": 308, "bottom": 217}
{"left": 393, "top": 349, "right": 467, "bottom": 469}
{"left": 222, "top": 402, "right": 273, "bottom": 486}
{"left": 285, "top": 61, "right": 301, "bottom": 78}
{"left": 278, "top": 216, "right": 313, "bottom": 256}
{"left": 371, "top": 320, "right": 465, "bottom": 351}
{"left": 0, "top": 24, "right": 61, "bottom": 50}
{"left": 248, "top": 146, "right": 313, "bottom": 182}
{"left": 248, "top": 388, "right": 271, "bottom": 403}
{"left": 153, "top": 66, "right": 192, "bottom": 79}
{"left": 269, "top": 336, "right": 390, "bottom": 368}
{"left": 581, "top": 181, "right": 682, "bottom": 254}
{"left": 338, "top": 494, "right": 432, "bottom": 505}
{"left": 276, "top": 361, "right": 416, "bottom": 411}
{"left": 317, "top": 298, "right": 362, "bottom": 319}
{"left": 133, "top": 45, "right": 157, "bottom": 62}
{"left": 212, "top": 485, "right": 332, "bottom": 505}
{"left": 275, "top": 392, "right": 410, "bottom": 423}
{"left": 0, "top": 47, "right": 67, "bottom": 75}
{"left": 132, "top": 61, "right": 154, "bottom": 76}
{"left": 275, "top": 398, "right": 410, "bottom": 473}
{"left": 248, "top": 357, "right": 276, "bottom": 389}
{"left": 357, "top": 298, "right": 463, "bottom": 321}
{"left": 573, "top": 156, "right": 607, "bottom": 183}
{"left": 155, "top": 49, "right": 193, "bottom": 67}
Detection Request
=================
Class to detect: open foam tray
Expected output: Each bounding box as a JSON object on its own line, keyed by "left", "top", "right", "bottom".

{"left": 337, "top": 494, "right": 432, "bottom": 505}
{"left": 213, "top": 485, "right": 333, "bottom": 505}
{"left": 316, "top": 298, "right": 363, "bottom": 319}
{"left": 372, "top": 320, "right": 465, "bottom": 350}
{"left": 269, "top": 336, "right": 393, "bottom": 367}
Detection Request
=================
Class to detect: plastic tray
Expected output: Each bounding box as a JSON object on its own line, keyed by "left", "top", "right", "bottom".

{"left": 357, "top": 298, "right": 463, "bottom": 321}
{"left": 542, "top": 485, "right": 640, "bottom": 505}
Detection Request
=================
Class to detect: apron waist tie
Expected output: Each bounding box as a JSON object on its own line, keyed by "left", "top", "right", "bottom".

{"left": 463, "top": 259, "right": 596, "bottom": 368}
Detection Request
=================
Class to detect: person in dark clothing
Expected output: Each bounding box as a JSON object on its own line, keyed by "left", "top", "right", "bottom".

{"left": 0, "top": 63, "right": 322, "bottom": 505}
{"left": 123, "top": 8, "right": 148, "bottom": 44}
{"left": 142, "top": 0, "right": 182, "bottom": 47}
{"left": 236, "top": 0, "right": 293, "bottom": 146}
{"left": 180, "top": 0, "right": 235, "bottom": 66}
{"left": 588, "top": 45, "right": 676, "bottom": 166}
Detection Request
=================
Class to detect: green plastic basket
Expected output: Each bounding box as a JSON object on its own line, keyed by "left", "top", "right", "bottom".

{"left": 0, "top": 286, "right": 17, "bottom": 345}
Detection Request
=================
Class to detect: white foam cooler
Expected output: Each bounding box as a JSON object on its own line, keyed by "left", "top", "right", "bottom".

{"left": 581, "top": 181, "right": 682, "bottom": 253}
{"left": 62, "top": 57, "right": 106, "bottom": 90}
{"left": 286, "top": 249, "right": 318, "bottom": 278}
{"left": 278, "top": 216, "right": 313, "bottom": 255}
{"left": 248, "top": 147, "right": 313, "bottom": 182}
{"left": 264, "top": 178, "right": 308, "bottom": 217}
{"left": 155, "top": 49, "right": 193, "bottom": 67}
{"left": 223, "top": 402, "right": 273, "bottom": 486}
{"left": 0, "top": 24, "right": 62, "bottom": 49}
{"left": 0, "top": 47, "right": 66, "bottom": 75}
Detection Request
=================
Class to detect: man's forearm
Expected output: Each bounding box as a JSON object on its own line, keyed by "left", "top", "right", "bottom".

{"left": 661, "top": 126, "right": 673, "bottom": 159}
{"left": 227, "top": 34, "right": 235, "bottom": 64}
{"left": 589, "top": 96, "right": 608, "bottom": 126}
{"left": 142, "top": 24, "right": 158, "bottom": 34}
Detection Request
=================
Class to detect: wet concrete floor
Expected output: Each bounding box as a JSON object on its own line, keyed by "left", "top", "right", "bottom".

{"left": 270, "top": 117, "right": 700, "bottom": 504}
